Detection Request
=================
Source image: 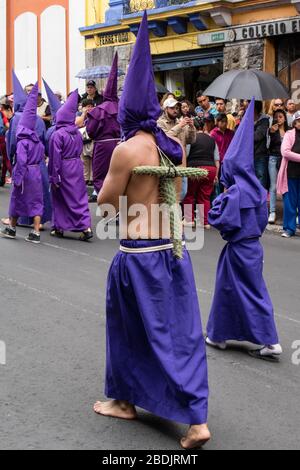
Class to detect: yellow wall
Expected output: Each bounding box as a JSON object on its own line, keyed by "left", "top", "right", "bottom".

{"left": 86, "top": 0, "right": 109, "bottom": 25}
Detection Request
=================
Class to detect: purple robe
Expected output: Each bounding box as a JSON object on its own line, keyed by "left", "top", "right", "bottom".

{"left": 9, "top": 127, "right": 44, "bottom": 218}
{"left": 106, "top": 239, "right": 209, "bottom": 425}
{"left": 206, "top": 185, "right": 279, "bottom": 345}
{"left": 7, "top": 112, "right": 46, "bottom": 162}
{"left": 86, "top": 105, "right": 120, "bottom": 193}
{"left": 48, "top": 124, "right": 91, "bottom": 232}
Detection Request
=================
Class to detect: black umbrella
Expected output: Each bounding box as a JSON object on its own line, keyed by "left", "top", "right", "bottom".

{"left": 156, "top": 82, "right": 170, "bottom": 94}
{"left": 204, "top": 69, "right": 289, "bottom": 101}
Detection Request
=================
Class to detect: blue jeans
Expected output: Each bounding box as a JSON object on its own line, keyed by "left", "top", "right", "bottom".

{"left": 283, "top": 179, "right": 300, "bottom": 235}
{"left": 268, "top": 156, "right": 280, "bottom": 214}
{"left": 255, "top": 156, "right": 268, "bottom": 189}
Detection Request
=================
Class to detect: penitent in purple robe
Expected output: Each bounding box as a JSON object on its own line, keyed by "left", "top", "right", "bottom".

{"left": 48, "top": 90, "right": 91, "bottom": 232}
{"left": 86, "top": 53, "right": 121, "bottom": 194}
{"left": 9, "top": 84, "right": 44, "bottom": 219}
{"left": 105, "top": 13, "right": 209, "bottom": 425}
{"left": 207, "top": 99, "right": 279, "bottom": 346}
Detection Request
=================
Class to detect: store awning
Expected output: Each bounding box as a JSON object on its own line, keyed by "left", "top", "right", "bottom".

{"left": 152, "top": 50, "right": 223, "bottom": 72}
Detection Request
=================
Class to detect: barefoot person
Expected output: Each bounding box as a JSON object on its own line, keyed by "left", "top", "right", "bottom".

{"left": 94, "top": 12, "right": 210, "bottom": 450}
{"left": 206, "top": 99, "right": 282, "bottom": 361}
{"left": 1, "top": 83, "right": 44, "bottom": 244}
{"left": 48, "top": 90, "right": 93, "bottom": 241}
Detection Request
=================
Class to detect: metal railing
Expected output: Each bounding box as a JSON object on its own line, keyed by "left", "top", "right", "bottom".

{"left": 123, "top": 0, "right": 192, "bottom": 15}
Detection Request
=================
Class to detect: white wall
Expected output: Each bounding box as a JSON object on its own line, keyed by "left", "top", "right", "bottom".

{"left": 14, "top": 12, "right": 38, "bottom": 87}
{"left": 0, "top": 0, "right": 6, "bottom": 95}
{"left": 41, "top": 5, "right": 67, "bottom": 98}
{"left": 69, "top": 0, "right": 86, "bottom": 94}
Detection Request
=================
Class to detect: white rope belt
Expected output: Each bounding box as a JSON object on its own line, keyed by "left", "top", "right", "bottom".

{"left": 94, "top": 138, "right": 121, "bottom": 143}
{"left": 120, "top": 241, "right": 186, "bottom": 254}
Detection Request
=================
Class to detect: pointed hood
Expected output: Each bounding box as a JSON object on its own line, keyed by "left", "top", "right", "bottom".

{"left": 18, "top": 82, "right": 38, "bottom": 131}
{"left": 12, "top": 70, "right": 27, "bottom": 113}
{"left": 118, "top": 11, "right": 182, "bottom": 165}
{"left": 55, "top": 89, "right": 79, "bottom": 129}
{"left": 221, "top": 98, "right": 267, "bottom": 209}
{"left": 103, "top": 53, "right": 118, "bottom": 102}
{"left": 43, "top": 79, "right": 62, "bottom": 119}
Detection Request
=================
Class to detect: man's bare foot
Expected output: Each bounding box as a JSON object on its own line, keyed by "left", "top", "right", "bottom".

{"left": 181, "top": 424, "right": 211, "bottom": 450}
{"left": 93, "top": 400, "right": 137, "bottom": 420}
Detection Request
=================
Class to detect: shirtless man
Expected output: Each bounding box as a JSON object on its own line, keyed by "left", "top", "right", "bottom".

{"left": 94, "top": 131, "right": 211, "bottom": 449}
{"left": 93, "top": 12, "right": 210, "bottom": 450}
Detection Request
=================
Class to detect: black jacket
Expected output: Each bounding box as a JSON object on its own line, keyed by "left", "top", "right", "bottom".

{"left": 254, "top": 114, "right": 270, "bottom": 159}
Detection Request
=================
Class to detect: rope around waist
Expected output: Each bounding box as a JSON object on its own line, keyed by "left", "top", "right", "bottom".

{"left": 119, "top": 241, "right": 186, "bottom": 254}
{"left": 94, "top": 138, "right": 121, "bottom": 143}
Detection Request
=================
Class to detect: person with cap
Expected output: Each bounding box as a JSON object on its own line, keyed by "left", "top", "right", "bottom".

{"left": 86, "top": 53, "right": 121, "bottom": 203}
{"left": 157, "top": 97, "right": 196, "bottom": 161}
{"left": 205, "top": 98, "right": 282, "bottom": 362}
{"left": 277, "top": 111, "right": 300, "bottom": 238}
{"left": 93, "top": 12, "right": 211, "bottom": 450}
{"left": 81, "top": 80, "right": 103, "bottom": 107}
{"left": 48, "top": 90, "right": 93, "bottom": 241}
{"left": 1, "top": 83, "right": 44, "bottom": 244}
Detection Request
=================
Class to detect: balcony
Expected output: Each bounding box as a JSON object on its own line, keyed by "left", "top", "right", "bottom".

{"left": 123, "top": 0, "right": 194, "bottom": 15}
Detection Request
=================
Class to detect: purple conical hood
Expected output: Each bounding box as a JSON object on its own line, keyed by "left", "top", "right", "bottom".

{"left": 55, "top": 89, "right": 79, "bottom": 128}
{"left": 43, "top": 79, "right": 62, "bottom": 118}
{"left": 118, "top": 11, "right": 182, "bottom": 165}
{"left": 103, "top": 53, "right": 118, "bottom": 102}
{"left": 12, "top": 70, "right": 27, "bottom": 113}
{"left": 221, "top": 98, "right": 267, "bottom": 208}
{"left": 19, "top": 82, "right": 38, "bottom": 131}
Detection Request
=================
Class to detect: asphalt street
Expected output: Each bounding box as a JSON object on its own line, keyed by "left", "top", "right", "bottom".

{"left": 0, "top": 186, "right": 299, "bottom": 450}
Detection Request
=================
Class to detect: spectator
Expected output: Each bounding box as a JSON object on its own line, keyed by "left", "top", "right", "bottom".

{"left": 268, "top": 99, "right": 284, "bottom": 116}
{"left": 254, "top": 101, "right": 270, "bottom": 189}
{"left": 24, "top": 83, "right": 35, "bottom": 95}
{"left": 180, "top": 99, "right": 196, "bottom": 118}
{"left": 76, "top": 98, "right": 94, "bottom": 129}
{"left": 268, "top": 110, "right": 290, "bottom": 224}
{"left": 286, "top": 99, "right": 297, "bottom": 127}
{"left": 195, "top": 91, "right": 218, "bottom": 118}
{"left": 278, "top": 111, "right": 300, "bottom": 238}
{"left": 76, "top": 99, "right": 95, "bottom": 186}
{"left": 157, "top": 97, "right": 197, "bottom": 165}
{"left": 0, "top": 108, "right": 12, "bottom": 186}
{"left": 81, "top": 80, "right": 103, "bottom": 106}
{"left": 37, "top": 92, "right": 52, "bottom": 129}
{"left": 215, "top": 98, "right": 236, "bottom": 130}
{"left": 183, "top": 118, "right": 220, "bottom": 228}
{"left": 211, "top": 114, "right": 234, "bottom": 163}
{"left": 204, "top": 115, "right": 216, "bottom": 135}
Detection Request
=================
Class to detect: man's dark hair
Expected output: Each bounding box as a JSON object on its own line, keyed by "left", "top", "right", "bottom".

{"left": 196, "top": 90, "right": 205, "bottom": 98}
{"left": 215, "top": 97, "right": 227, "bottom": 104}
{"left": 216, "top": 113, "right": 228, "bottom": 122}
{"left": 81, "top": 99, "right": 94, "bottom": 108}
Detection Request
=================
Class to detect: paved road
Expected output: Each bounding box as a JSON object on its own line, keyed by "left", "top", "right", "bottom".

{"left": 0, "top": 186, "right": 299, "bottom": 450}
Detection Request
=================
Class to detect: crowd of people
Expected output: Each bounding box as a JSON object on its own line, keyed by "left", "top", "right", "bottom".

{"left": 1, "top": 75, "right": 300, "bottom": 239}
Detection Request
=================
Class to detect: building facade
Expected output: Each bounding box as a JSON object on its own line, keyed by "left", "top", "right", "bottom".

{"left": 80, "top": 0, "right": 300, "bottom": 101}
{"left": 0, "top": 0, "right": 86, "bottom": 98}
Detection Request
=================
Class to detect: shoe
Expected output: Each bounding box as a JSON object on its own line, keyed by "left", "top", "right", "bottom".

{"left": 0, "top": 227, "right": 16, "bottom": 239}
{"left": 183, "top": 219, "right": 196, "bottom": 228}
{"left": 79, "top": 229, "right": 93, "bottom": 242}
{"left": 281, "top": 231, "right": 293, "bottom": 238}
{"left": 248, "top": 344, "right": 282, "bottom": 362}
{"left": 205, "top": 337, "right": 227, "bottom": 350}
{"left": 88, "top": 181, "right": 94, "bottom": 187}
{"left": 268, "top": 213, "right": 276, "bottom": 224}
{"left": 50, "top": 229, "right": 64, "bottom": 238}
{"left": 88, "top": 195, "right": 98, "bottom": 203}
{"left": 25, "top": 231, "right": 40, "bottom": 244}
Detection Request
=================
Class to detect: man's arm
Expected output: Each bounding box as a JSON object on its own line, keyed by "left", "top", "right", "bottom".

{"left": 98, "top": 144, "right": 133, "bottom": 211}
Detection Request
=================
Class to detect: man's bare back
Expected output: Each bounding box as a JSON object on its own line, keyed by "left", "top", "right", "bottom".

{"left": 98, "top": 131, "right": 180, "bottom": 239}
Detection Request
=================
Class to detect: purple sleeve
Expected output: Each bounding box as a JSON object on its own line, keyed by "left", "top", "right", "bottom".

{"left": 86, "top": 108, "right": 104, "bottom": 139}
{"left": 13, "top": 140, "right": 28, "bottom": 187}
{"left": 48, "top": 133, "right": 63, "bottom": 186}
{"left": 208, "top": 185, "right": 242, "bottom": 233}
